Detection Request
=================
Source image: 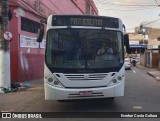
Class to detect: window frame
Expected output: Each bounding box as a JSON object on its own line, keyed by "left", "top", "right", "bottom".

{"left": 21, "top": 17, "right": 40, "bottom": 34}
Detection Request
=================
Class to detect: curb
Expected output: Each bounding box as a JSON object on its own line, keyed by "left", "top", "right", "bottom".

{"left": 155, "top": 77, "right": 160, "bottom": 81}
{"left": 147, "top": 72, "right": 160, "bottom": 81}
{"left": 147, "top": 72, "right": 155, "bottom": 78}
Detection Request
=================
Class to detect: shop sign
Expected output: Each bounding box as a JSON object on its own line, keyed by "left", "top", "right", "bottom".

{"left": 20, "top": 35, "right": 39, "bottom": 48}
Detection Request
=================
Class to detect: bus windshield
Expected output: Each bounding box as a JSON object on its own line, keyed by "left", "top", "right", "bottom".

{"left": 46, "top": 29, "right": 124, "bottom": 73}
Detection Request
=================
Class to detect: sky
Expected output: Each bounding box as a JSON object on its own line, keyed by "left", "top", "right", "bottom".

{"left": 93, "top": 0, "right": 160, "bottom": 32}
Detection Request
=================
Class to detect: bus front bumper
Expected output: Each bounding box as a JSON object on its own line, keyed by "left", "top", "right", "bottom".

{"left": 44, "top": 81, "right": 124, "bottom": 100}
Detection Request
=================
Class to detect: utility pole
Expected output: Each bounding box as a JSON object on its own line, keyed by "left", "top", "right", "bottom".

{"left": 0, "top": 0, "right": 11, "bottom": 93}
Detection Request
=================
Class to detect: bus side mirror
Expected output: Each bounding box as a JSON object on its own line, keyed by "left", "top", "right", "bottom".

{"left": 124, "top": 34, "right": 130, "bottom": 54}
{"left": 37, "top": 24, "right": 44, "bottom": 43}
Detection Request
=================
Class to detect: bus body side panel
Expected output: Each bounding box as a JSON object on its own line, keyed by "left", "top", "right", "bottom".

{"left": 44, "top": 81, "right": 124, "bottom": 100}
{"left": 114, "top": 65, "right": 125, "bottom": 96}
{"left": 44, "top": 83, "right": 56, "bottom": 100}
{"left": 114, "top": 80, "right": 124, "bottom": 96}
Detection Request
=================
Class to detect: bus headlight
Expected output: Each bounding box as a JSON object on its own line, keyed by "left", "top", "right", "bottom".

{"left": 45, "top": 75, "right": 64, "bottom": 88}
{"left": 107, "top": 75, "right": 124, "bottom": 86}
{"left": 53, "top": 80, "right": 59, "bottom": 85}
{"left": 48, "top": 78, "right": 54, "bottom": 83}
{"left": 117, "top": 76, "right": 122, "bottom": 80}
{"left": 112, "top": 79, "right": 117, "bottom": 83}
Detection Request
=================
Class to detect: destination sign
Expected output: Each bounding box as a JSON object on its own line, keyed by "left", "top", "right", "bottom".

{"left": 52, "top": 15, "right": 119, "bottom": 28}
{"left": 70, "top": 18, "right": 103, "bottom": 26}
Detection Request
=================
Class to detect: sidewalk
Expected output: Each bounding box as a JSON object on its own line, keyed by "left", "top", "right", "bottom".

{"left": 0, "top": 78, "right": 43, "bottom": 93}
{"left": 0, "top": 79, "right": 44, "bottom": 112}
{"left": 136, "top": 63, "right": 160, "bottom": 81}
{"left": 147, "top": 71, "right": 160, "bottom": 81}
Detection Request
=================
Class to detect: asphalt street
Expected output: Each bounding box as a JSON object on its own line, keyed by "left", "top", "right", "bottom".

{"left": 1, "top": 66, "right": 160, "bottom": 120}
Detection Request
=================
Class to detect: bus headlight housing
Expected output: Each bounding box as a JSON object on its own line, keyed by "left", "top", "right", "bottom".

{"left": 45, "top": 75, "right": 64, "bottom": 88}
{"left": 107, "top": 75, "right": 124, "bottom": 86}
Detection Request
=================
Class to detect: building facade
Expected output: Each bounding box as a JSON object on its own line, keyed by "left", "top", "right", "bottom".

{"left": 9, "top": 0, "right": 98, "bottom": 82}
{"left": 129, "top": 33, "right": 145, "bottom": 55}
{"left": 145, "top": 28, "right": 160, "bottom": 68}
{"left": 138, "top": 26, "right": 160, "bottom": 68}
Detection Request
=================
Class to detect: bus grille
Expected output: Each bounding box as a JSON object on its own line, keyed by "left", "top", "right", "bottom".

{"left": 64, "top": 73, "right": 108, "bottom": 81}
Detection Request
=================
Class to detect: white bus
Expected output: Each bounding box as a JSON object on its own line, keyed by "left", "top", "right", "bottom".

{"left": 39, "top": 15, "right": 130, "bottom": 101}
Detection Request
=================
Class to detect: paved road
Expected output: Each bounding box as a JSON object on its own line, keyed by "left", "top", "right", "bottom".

{"left": 1, "top": 66, "right": 160, "bottom": 120}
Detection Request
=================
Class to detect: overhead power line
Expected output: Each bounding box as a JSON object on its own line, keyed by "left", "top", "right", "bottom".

{"left": 80, "top": 0, "right": 160, "bottom": 11}
{"left": 98, "top": 6, "right": 158, "bottom": 11}
{"left": 141, "top": 19, "right": 160, "bottom": 26}
{"left": 126, "top": 19, "right": 160, "bottom": 30}
{"left": 93, "top": 1, "right": 159, "bottom": 7}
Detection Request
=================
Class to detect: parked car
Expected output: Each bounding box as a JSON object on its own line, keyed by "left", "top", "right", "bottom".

{"left": 125, "top": 58, "right": 131, "bottom": 70}
{"left": 130, "top": 57, "right": 140, "bottom": 63}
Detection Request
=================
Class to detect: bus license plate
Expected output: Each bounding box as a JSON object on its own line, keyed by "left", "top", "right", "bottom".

{"left": 79, "top": 91, "right": 93, "bottom": 96}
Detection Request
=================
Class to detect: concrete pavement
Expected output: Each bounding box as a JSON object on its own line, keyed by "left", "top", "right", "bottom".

{"left": 0, "top": 79, "right": 44, "bottom": 112}
{"left": 136, "top": 63, "right": 160, "bottom": 81}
